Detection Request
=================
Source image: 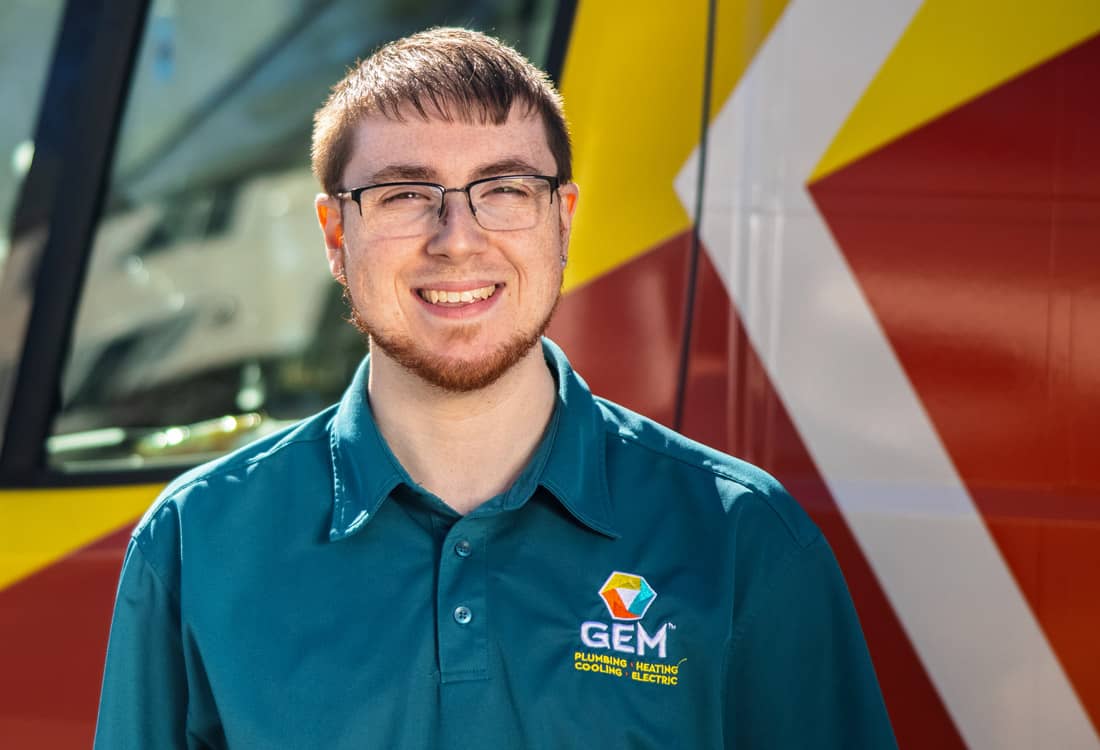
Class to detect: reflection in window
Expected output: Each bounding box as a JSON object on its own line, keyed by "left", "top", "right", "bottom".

{"left": 49, "top": 0, "right": 560, "bottom": 472}
{"left": 0, "top": 0, "right": 66, "bottom": 271}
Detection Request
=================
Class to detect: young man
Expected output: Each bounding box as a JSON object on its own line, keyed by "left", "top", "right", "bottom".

{"left": 95, "top": 28, "right": 897, "bottom": 748}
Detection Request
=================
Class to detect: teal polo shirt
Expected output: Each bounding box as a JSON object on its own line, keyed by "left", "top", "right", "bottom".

{"left": 95, "top": 339, "right": 896, "bottom": 749}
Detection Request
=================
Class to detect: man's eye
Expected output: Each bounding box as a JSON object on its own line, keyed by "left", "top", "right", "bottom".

{"left": 380, "top": 190, "right": 431, "bottom": 205}
{"left": 487, "top": 184, "right": 531, "bottom": 197}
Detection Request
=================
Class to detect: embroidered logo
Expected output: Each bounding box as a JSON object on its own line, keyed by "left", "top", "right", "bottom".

{"left": 573, "top": 570, "right": 682, "bottom": 686}
{"left": 598, "top": 571, "right": 657, "bottom": 621}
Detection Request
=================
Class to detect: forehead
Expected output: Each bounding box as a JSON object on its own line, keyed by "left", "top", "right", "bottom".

{"left": 342, "top": 107, "right": 555, "bottom": 185}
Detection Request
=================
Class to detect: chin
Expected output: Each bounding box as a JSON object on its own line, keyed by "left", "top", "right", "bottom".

{"left": 349, "top": 306, "right": 555, "bottom": 394}
{"left": 376, "top": 331, "right": 542, "bottom": 392}
{"left": 346, "top": 282, "right": 560, "bottom": 391}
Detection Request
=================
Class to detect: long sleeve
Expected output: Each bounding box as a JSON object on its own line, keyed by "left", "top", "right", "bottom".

{"left": 724, "top": 534, "right": 898, "bottom": 749}
{"left": 94, "top": 539, "right": 192, "bottom": 749}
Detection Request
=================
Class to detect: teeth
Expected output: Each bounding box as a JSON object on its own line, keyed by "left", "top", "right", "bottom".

{"left": 419, "top": 284, "right": 497, "bottom": 305}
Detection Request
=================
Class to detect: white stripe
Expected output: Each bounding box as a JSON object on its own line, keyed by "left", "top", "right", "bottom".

{"left": 674, "top": 1, "right": 1099, "bottom": 748}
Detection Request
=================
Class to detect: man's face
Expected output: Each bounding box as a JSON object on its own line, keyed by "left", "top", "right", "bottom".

{"left": 316, "top": 107, "right": 578, "bottom": 392}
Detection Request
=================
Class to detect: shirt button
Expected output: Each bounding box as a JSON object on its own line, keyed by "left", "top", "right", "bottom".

{"left": 454, "top": 539, "right": 472, "bottom": 558}
{"left": 453, "top": 606, "right": 473, "bottom": 625}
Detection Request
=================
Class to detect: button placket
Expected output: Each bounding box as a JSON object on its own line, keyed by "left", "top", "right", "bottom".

{"left": 436, "top": 521, "right": 488, "bottom": 682}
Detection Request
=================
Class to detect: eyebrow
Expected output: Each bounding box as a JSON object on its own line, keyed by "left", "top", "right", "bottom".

{"left": 469, "top": 158, "right": 545, "bottom": 180}
{"left": 358, "top": 157, "right": 547, "bottom": 187}
{"left": 363, "top": 164, "right": 435, "bottom": 184}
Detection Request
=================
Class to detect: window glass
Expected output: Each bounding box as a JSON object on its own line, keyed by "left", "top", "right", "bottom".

{"left": 0, "top": 0, "right": 67, "bottom": 273}
{"left": 49, "top": 0, "right": 560, "bottom": 472}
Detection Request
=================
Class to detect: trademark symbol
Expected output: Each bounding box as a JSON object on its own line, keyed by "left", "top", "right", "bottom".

{"left": 668, "top": 622, "right": 677, "bottom": 630}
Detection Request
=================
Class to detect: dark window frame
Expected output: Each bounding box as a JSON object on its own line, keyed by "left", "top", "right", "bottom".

{"left": 0, "top": 0, "right": 150, "bottom": 487}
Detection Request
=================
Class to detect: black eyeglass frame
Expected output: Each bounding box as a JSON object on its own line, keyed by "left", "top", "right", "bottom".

{"left": 334, "top": 174, "right": 561, "bottom": 222}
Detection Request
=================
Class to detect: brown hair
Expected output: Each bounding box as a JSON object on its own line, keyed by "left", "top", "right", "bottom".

{"left": 311, "top": 27, "right": 572, "bottom": 195}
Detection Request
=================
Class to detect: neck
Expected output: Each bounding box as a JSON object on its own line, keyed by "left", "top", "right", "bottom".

{"left": 367, "top": 343, "right": 557, "bottom": 515}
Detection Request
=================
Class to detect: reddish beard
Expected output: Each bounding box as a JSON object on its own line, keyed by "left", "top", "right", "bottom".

{"left": 343, "top": 285, "right": 559, "bottom": 392}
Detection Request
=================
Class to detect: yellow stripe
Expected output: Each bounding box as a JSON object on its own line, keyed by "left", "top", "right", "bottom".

{"left": 560, "top": 3, "right": 708, "bottom": 292}
{"left": 813, "top": 0, "right": 1100, "bottom": 182}
{"left": 561, "top": 1, "right": 788, "bottom": 293}
{"left": 0, "top": 484, "right": 161, "bottom": 591}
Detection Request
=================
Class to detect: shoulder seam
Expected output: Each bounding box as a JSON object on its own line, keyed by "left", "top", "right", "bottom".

{"left": 159, "top": 434, "right": 327, "bottom": 501}
{"left": 603, "top": 424, "right": 772, "bottom": 497}
{"left": 597, "top": 402, "right": 818, "bottom": 545}
{"left": 131, "top": 535, "right": 180, "bottom": 602}
{"left": 728, "top": 533, "right": 826, "bottom": 650}
{"left": 134, "top": 433, "right": 329, "bottom": 537}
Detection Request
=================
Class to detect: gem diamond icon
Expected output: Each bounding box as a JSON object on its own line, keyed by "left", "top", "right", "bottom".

{"left": 598, "top": 571, "right": 657, "bottom": 620}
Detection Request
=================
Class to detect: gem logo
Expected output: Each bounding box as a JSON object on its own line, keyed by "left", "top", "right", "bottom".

{"left": 599, "top": 571, "right": 657, "bottom": 621}
{"left": 581, "top": 571, "right": 668, "bottom": 658}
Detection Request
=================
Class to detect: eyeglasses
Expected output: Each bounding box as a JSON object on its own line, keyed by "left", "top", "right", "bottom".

{"left": 335, "top": 174, "right": 560, "bottom": 238}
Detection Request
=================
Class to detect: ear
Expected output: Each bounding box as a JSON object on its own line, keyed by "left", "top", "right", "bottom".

{"left": 315, "top": 193, "right": 346, "bottom": 282}
{"left": 557, "top": 182, "right": 579, "bottom": 262}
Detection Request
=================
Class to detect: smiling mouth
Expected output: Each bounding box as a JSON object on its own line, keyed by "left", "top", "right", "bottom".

{"left": 417, "top": 284, "right": 499, "bottom": 306}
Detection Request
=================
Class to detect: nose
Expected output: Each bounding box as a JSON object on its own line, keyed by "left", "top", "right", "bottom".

{"left": 436, "top": 187, "right": 478, "bottom": 222}
{"left": 427, "top": 190, "right": 483, "bottom": 258}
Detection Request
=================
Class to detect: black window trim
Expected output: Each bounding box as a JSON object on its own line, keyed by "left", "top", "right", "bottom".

{"left": 0, "top": 0, "right": 151, "bottom": 487}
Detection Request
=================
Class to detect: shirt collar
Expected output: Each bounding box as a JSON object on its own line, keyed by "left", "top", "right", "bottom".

{"left": 326, "top": 353, "right": 405, "bottom": 541}
{"left": 536, "top": 338, "right": 619, "bottom": 538}
{"left": 327, "top": 338, "right": 618, "bottom": 541}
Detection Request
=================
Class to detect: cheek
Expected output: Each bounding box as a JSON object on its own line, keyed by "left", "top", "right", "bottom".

{"left": 346, "top": 248, "right": 396, "bottom": 290}
{"left": 531, "top": 255, "right": 565, "bottom": 303}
